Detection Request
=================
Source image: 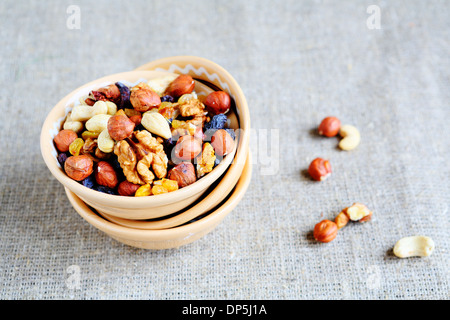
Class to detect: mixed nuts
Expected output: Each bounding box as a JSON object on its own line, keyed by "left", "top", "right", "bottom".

{"left": 310, "top": 117, "right": 371, "bottom": 244}
{"left": 54, "top": 74, "right": 235, "bottom": 196}
{"left": 313, "top": 203, "right": 373, "bottom": 243}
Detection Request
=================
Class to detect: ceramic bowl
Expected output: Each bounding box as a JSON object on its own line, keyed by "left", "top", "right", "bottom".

{"left": 41, "top": 62, "right": 250, "bottom": 220}
{"left": 97, "top": 147, "right": 246, "bottom": 230}
{"left": 65, "top": 151, "right": 252, "bottom": 249}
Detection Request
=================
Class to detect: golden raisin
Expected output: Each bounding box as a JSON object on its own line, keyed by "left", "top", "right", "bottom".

{"left": 161, "top": 179, "right": 179, "bottom": 192}
{"left": 197, "top": 142, "right": 216, "bottom": 178}
{"left": 151, "top": 185, "right": 168, "bottom": 195}
{"left": 69, "top": 138, "right": 85, "bottom": 156}
{"left": 135, "top": 184, "right": 151, "bottom": 197}
{"left": 81, "top": 131, "right": 100, "bottom": 140}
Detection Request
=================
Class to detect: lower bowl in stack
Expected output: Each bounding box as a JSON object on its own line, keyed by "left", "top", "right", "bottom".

{"left": 65, "top": 152, "right": 252, "bottom": 249}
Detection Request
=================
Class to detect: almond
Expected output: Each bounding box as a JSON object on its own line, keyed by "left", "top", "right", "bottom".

{"left": 141, "top": 112, "right": 172, "bottom": 139}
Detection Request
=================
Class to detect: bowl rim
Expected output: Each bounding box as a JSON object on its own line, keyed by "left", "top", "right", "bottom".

{"left": 40, "top": 71, "right": 232, "bottom": 206}
{"left": 41, "top": 62, "right": 250, "bottom": 208}
{"left": 65, "top": 151, "right": 252, "bottom": 242}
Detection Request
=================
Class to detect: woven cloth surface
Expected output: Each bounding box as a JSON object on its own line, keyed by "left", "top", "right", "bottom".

{"left": 0, "top": 0, "right": 449, "bottom": 299}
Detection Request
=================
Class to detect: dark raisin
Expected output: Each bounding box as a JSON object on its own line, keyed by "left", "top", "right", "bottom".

{"left": 135, "top": 124, "right": 146, "bottom": 132}
{"left": 115, "top": 82, "right": 131, "bottom": 109}
{"left": 110, "top": 155, "right": 121, "bottom": 171}
{"left": 109, "top": 155, "right": 125, "bottom": 181}
{"left": 80, "top": 175, "right": 96, "bottom": 189}
{"left": 163, "top": 138, "right": 176, "bottom": 160}
{"left": 213, "top": 157, "right": 221, "bottom": 168}
{"left": 205, "top": 114, "right": 227, "bottom": 130}
{"left": 57, "top": 153, "right": 69, "bottom": 168}
{"left": 224, "top": 128, "right": 236, "bottom": 140}
{"left": 161, "top": 95, "right": 174, "bottom": 103}
{"left": 95, "top": 185, "right": 117, "bottom": 195}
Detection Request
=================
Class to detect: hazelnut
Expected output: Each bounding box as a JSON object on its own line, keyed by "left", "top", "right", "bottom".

{"left": 165, "top": 75, "right": 195, "bottom": 98}
{"left": 211, "top": 129, "right": 234, "bottom": 156}
{"left": 130, "top": 85, "right": 161, "bottom": 112}
{"left": 64, "top": 155, "right": 94, "bottom": 181}
{"left": 204, "top": 91, "right": 231, "bottom": 115}
{"left": 91, "top": 84, "right": 121, "bottom": 105}
{"left": 94, "top": 161, "right": 118, "bottom": 188}
{"left": 308, "top": 158, "right": 332, "bottom": 181}
{"left": 117, "top": 180, "right": 140, "bottom": 196}
{"left": 168, "top": 162, "right": 197, "bottom": 188}
{"left": 107, "top": 114, "right": 135, "bottom": 141}
{"left": 54, "top": 129, "right": 78, "bottom": 152}
{"left": 334, "top": 211, "right": 350, "bottom": 229}
{"left": 345, "top": 203, "right": 372, "bottom": 222}
{"left": 129, "top": 114, "right": 142, "bottom": 126}
{"left": 174, "top": 135, "right": 202, "bottom": 160}
{"left": 318, "top": 117, "right": 341, "bottom": 137}
{"left": 313, "top": 220, "right": 338, "bottom": 243}
{"left": 359, "top": 211, "right": 373, "bottom": 223}
{"left": 84, "top": 98, "right": 96, "bottom": 106}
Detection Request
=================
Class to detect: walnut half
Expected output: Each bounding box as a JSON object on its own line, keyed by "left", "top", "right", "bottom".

{"left": 114, "top": 140, "right": 145, "bottom": 185}
{"left": 114, "top": 130, "right": 168, "bottom": 185}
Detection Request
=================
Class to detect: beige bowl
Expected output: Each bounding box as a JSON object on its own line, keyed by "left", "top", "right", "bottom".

{"left": 65, "top": 151, "right": 252, "bottom": 249}
{"left": 98, "top": 147, "right": 246, "bottom": 230}
{"left": 41, "top": 59, "right": 250, "bottom": 220}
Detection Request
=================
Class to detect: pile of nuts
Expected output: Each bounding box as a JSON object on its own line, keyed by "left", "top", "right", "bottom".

{"left": 53, "top": 74, "right": 235, "bottom": 196}
{"left": 308, "top": 116, "right": 361, "bottom": 182}
{"left": 313, "top": 203, "right": 373, "bottom": 243}
{"left": 309, "top": 116, "right": 370, "bottom": 243}
{"left": 310, "top": 117, "right": 435, "bottom": 258}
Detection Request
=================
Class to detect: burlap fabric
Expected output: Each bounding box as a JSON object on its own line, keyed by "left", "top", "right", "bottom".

{"left": 0, "top": 0, "right": 448, "bottom": 299}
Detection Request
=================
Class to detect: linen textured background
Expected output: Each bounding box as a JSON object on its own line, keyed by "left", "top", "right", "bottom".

{"left": 0, "top": 0, "right": 448, "bottom": 299}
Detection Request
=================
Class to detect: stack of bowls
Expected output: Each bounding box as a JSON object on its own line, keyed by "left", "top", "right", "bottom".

{"left": 40, "top": 56, "right": 251, "bottom": 249}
